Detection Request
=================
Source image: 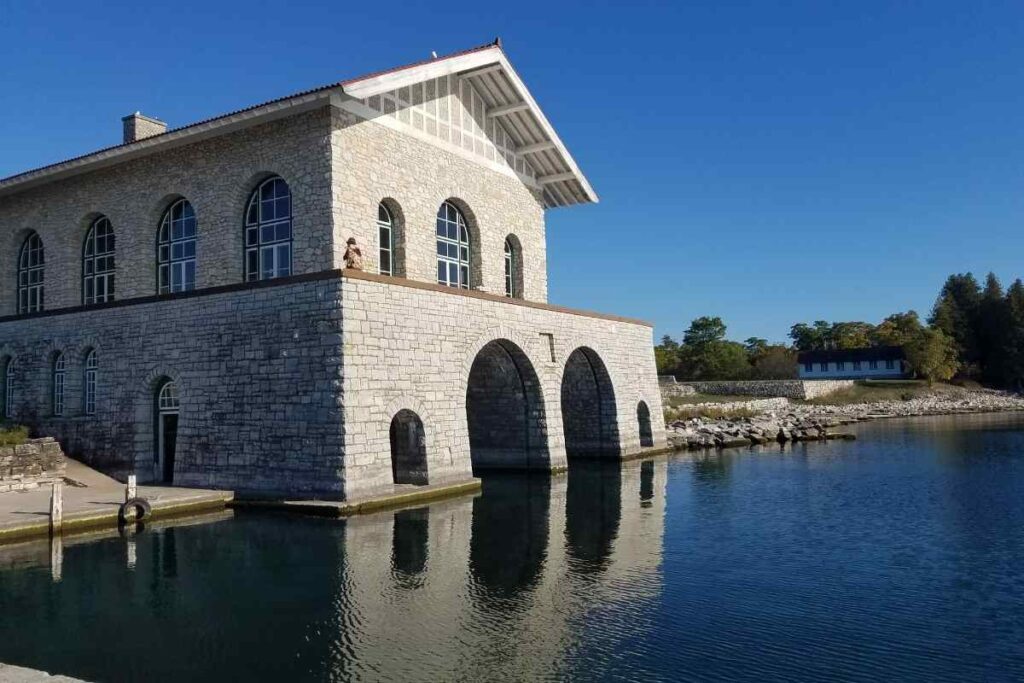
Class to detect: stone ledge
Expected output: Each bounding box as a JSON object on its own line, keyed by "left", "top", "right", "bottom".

{"left": 341, "top": 269, "right": 653, "bottom": 328}
{"left": 231, "top": 477, "right": 483, "bottom": 518}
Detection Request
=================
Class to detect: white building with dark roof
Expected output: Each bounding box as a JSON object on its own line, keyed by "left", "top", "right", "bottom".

{"left": 797, "top": 346, "right": 909, "bottom": 380}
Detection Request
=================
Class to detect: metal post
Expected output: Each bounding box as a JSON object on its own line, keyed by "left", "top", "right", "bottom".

{"left": 126, "top": 474, "right": 137, "bottom": 502}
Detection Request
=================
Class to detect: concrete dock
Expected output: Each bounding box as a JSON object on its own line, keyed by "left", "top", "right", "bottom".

{"left": 0, "top": 662, "right": 86, "bottom": 682}
{"left": 0, "top": 459, "right": 232, "bottom": 544}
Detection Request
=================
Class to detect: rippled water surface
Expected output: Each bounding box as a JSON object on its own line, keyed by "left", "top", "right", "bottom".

{"left": 2, "top": 413, "right": 1024, "bottom": 682}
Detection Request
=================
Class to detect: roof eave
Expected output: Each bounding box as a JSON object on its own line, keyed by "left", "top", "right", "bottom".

{"left": 341, "top": 47, "right": 598, "bottom": 208}
{"left": 0, "top": 90, "right": 335, "bottom": 199}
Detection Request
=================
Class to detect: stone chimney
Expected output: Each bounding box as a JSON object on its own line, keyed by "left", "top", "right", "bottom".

{"left": 121, "top": 112, "right": 167, "bottom": 144}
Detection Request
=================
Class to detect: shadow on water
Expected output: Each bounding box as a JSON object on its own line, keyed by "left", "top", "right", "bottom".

{"left": 391, "top": 506, "right": 428, "bottom": 585}
{"left": 565, "top": 460, "right": 622, "bottom": 575}
{"left": 469, "top": 473, "right": 550, "bottom": 601}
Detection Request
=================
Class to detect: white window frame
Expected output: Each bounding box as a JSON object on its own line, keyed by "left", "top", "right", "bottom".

{"left": 436, "top": 201, "right": 470, "bottom": 289}
{"left": 245, "top": 177, "right": 292, "bottom": 282}
{"left": 504, "top": 238, "right": 516, "bottom": 298}
{"left": 17, "top": 232, "right": 44, "bottom": 314}
{"left": 84, "top": 350, "right": 98, "bottom": 416}
{"left": 378, "top": 203, "right": 393, "bottom": 276}
{"left": 53, "top": 353, "right": 66, "bottom": 417}
{"left": 158, "top": 199, "right": 198, "bottom": 294}
{"left": 4, "top": 358, "right": 15, "bottom": 420}
{"left": 83, "top": 217, "right": 116, "bottom": 305}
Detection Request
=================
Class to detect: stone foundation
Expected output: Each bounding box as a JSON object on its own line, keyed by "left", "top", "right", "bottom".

{"left": 0, "top": 437, "right": 66, "bottom": 493}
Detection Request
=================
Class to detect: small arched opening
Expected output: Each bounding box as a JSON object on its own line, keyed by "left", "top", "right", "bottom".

{"left": 466, "top": 339, "right": 549, "bottom": 472}
{"left": 154, "top": 379, "right": 180, "bottom": 484}
{"left": 561, "top": 347, "right": 620, "bottom": 458}
{"left": 390, "top": 409, "right": 428, "bottom": 485}
{"left": 637, "top": 400, "right": 654, "bottom": 448}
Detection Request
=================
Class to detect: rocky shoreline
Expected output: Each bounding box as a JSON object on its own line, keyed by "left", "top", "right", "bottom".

{"left": 666, "top": 389, "right": 1024, "bottom": 451}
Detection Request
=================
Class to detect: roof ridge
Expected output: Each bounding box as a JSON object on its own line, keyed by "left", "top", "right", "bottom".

{"left": 0, "top": 41, "right": 503, "bottom": 186}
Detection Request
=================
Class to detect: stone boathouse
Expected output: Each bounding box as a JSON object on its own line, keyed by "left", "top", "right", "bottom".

{"left": 0, "top": 40, "right": 666, "bottom": 499}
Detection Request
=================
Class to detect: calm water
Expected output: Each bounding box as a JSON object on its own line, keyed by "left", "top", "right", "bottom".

{"left": 2, "top": 413, "right": 1024, "bottom": 682}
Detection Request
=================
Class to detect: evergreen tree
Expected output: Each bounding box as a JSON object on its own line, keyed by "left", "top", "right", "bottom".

{"left": 1001, "top": 280, "right": 1024, "bottom": 390}
{"left": 929, "top": 273, "right": 982, "bottom": 373}
{"left": 977, "top": 273, "right": 1007, "bottom": 385}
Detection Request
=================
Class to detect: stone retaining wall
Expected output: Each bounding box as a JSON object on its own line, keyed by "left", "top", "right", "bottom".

{"left": 679, "top": 380, "right": 854, "bottom": 400}
{"left": 0, "top": 437, "right": 66, "bottom": 493}
{"left": 658, "top": 377, "right": 697, "bottom": 398}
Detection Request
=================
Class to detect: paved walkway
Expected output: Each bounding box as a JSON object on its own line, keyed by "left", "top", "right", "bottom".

{"left": 0, "top": 458, "right": 232, "bottom": 543}
{"left": 0, "top": 662, "right": 85, "bottom": 682}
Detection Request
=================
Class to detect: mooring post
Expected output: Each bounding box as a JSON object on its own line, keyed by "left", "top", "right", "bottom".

{"left": 49, "top": 481, "right": 64, "bottom": 536}
{"left": 126, "top": 474, "right": 137, "bottom": 502}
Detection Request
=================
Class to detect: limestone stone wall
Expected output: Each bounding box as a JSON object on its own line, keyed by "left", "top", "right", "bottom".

{"left": 0, "top": 437, "right": 66, "bottom": 493}
{"left": 0, "top": 109, "right": 334, "bottom": 315}
{"left": 339, "top": 272, "right": 666, "bottom": 499}
{"left": 680, "top": 379, "right": 855, "bottom": 400}
{"left": 0, "top": 275, "right": 345, "bottom": 495}
{"left": 330, "top": 104, "right": 549, "bottom": 302}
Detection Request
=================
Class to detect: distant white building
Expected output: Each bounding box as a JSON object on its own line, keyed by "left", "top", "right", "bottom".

{"left": 797, "top": 346, "right": 909, "bottom": 380}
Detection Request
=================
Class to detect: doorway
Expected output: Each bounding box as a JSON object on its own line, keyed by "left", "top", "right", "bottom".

{"left": 156, "top": 381, "right": 180, "bottom": 484}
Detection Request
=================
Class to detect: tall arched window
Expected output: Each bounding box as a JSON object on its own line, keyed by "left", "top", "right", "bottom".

{"left": 52, "top": 353, "right": 66, "bottom": 417}
{"left": 378, "top": 203, "right": 394, "bottom": 276}
{"left": 17, "top": 232, "right": 44, "bottom": 314}
{"left": 436, "top": 201, "right": 470, "bottom": 289}
{"left": 83, "top": 217, "right": 115, "bottom": 304}
{"left": 3, "top": 357, "right": 16, "bottom": 419}
{"left": 504, "top": 238, "right": 516, "bottom": 298}
{"left": 158, "top": 199, "right": 197, "bottom": 294}
{"left": 84, "top": 349, "right": 98, "bottom": 415}
{"left": 245, "top": 177, "right": 292, "bottom": 281}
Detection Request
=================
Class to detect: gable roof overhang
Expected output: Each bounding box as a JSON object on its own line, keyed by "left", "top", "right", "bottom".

{"left": 0, "top": 41, "right": 597, "bottom": 208}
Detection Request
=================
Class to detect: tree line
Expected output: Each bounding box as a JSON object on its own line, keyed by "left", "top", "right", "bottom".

{"left": 656, "top": 271, "right": 1024, "bottom": 387}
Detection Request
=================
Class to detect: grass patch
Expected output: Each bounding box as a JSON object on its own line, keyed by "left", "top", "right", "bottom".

{"left": 0, "top": 424, "right": 29, "bottom": 446}
{"left": 802, "top": 380, "right": 959, "bottom": 406}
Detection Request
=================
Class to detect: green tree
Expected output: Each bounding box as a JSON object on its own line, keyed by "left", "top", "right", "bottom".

{"left": 654, "top": 335, "right": 680, "bottom": 377}
{"left": 999, "top": 280, "right": 1024, "bottom": 390}
{"left": 679, "top": 340, "right": 752, "bottom": 380}
{"left": 830, "top": 321, "right": 875, "bottom": 349}
{"left": 929, "top": 273, "right": 982, "bottom": 372}
{"left": 905, "top": 328, "right": 960, "bottom": 386}
{"left": 789, "top": 321, "right": 832, "bottom": 351}
{"left": 683, "top": 316, "right": 727, "bottom": 348}
{"left": 675, "top": 317, "right": 752, "bottom": 380}
{"left": 751, "top": 345, "right": 798, "bottom": 379}
{"left": 744, "top": 337, "right": 769, "bottom": 357}
{"left": 871, "top": 311, "right": 924, "bottom": 347}
{"left": 977, "top": 273, "right": 1008, "bottom": 385}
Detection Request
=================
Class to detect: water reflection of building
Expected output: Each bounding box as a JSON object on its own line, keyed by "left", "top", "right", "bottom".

{"left": 338, "top": 458, "right": 667, "bottom": 680}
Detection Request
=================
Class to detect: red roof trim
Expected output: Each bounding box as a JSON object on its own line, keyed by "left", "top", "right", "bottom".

{"left": 0, "top": 40, "right": 501, "bottom": 187}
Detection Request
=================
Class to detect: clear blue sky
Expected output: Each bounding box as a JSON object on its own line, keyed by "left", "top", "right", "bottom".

{"left": 2, "top": 1, "right": 1023, "bottom": 343}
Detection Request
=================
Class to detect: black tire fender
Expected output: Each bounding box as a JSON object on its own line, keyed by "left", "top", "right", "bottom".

{"left": 119, "top": 497, "right": 152, "bottom": 524}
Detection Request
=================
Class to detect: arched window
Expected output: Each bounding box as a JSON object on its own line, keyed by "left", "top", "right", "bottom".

{"left": 436, "top": 201, "right": 470, "bottom": 289}
{"left": 378, "top": 203, "right": 394, "bottom": 276}
{"left": 158, "top": 381, "right": 180, "bottom": 410}
{"left": 158, "top": 199, "right": 197, "bottom": 294}
{"left": 84, "top": 349, "right": 98, "bottom": 415}
{"left": 504, "top": 238, "right": 516, "bottom": 298}
{"left": 3, "top": 357, "right": 15, "bottom": 419}
{"left": 83, "top": 217, "right": 115, "bottom": 304}
{"left": 245, "top": 177, "right": 292, "bottom": 281}
{"left": 52, "top": 353, "right": 66, "bottom": 417}
{"left": 17, "top": 232, "right": 44, "bottom": 314}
